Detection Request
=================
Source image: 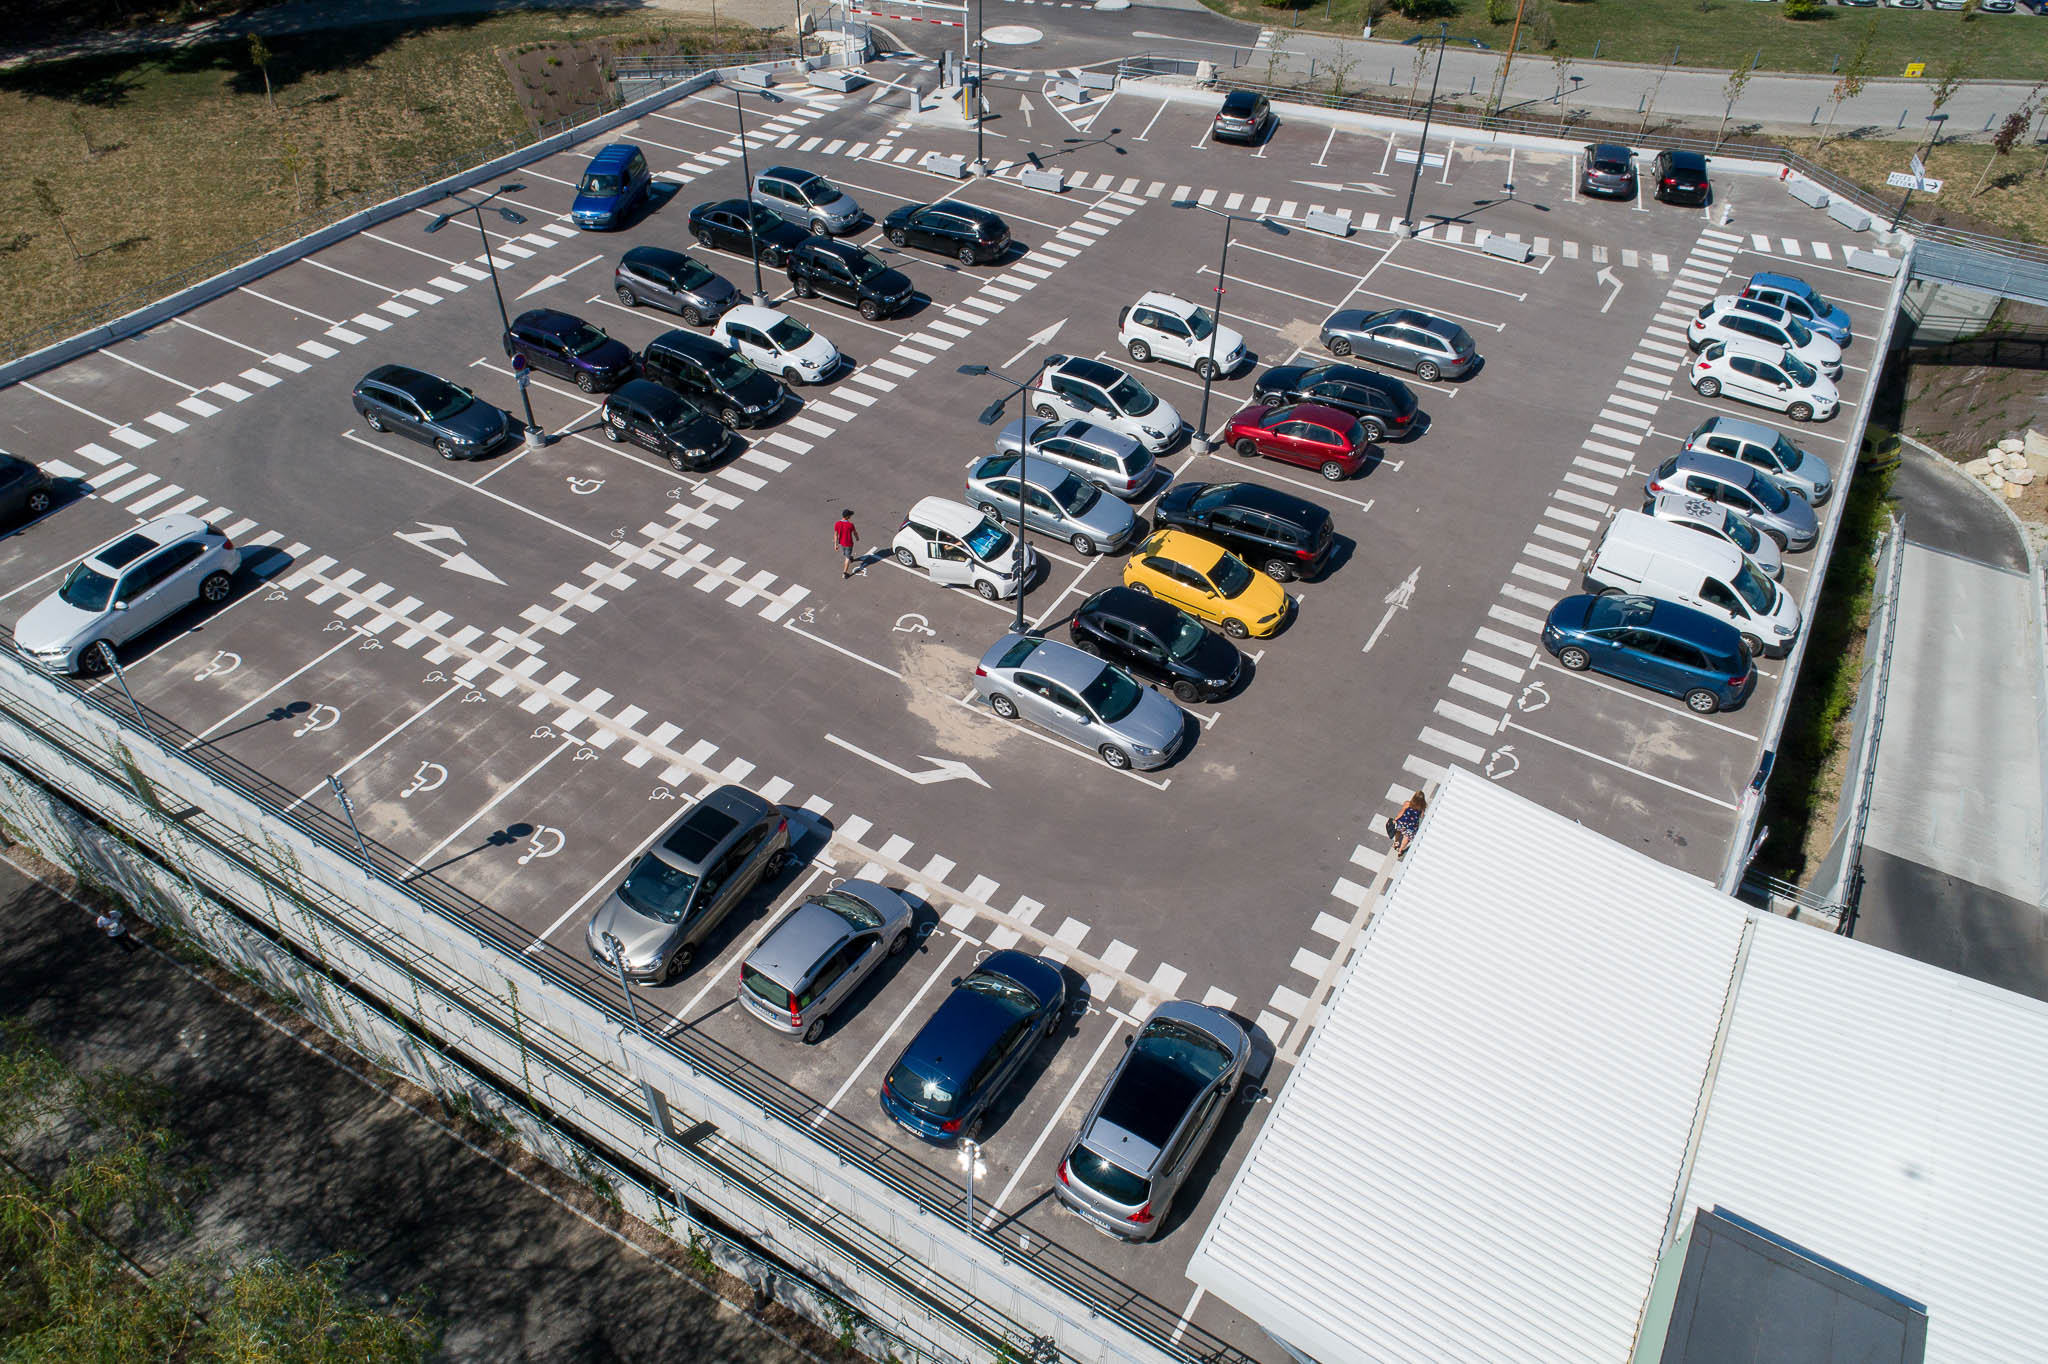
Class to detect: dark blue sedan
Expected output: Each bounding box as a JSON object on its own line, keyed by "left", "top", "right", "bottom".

{"left": 1542, "top": 594, "right": 1756, "bottom": 715}
{"left": 503, "top": 309, "right": 637, "bottom": 393}
{"left": 880, "top": 950, "right": 1066, "bottom": 1144}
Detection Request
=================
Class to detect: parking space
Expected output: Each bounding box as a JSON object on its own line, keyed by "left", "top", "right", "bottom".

{"left": 0, "top": 66, "right": 1904, "bottom": 1364}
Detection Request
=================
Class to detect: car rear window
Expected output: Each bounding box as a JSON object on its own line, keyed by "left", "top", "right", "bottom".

{"left": 664, "top": 806, "right": 740, "bottom": 861}
{"left": 1591, "top": 155, "right": 1630, "bottom": 173}
{"left": 997, "top": 636, "right": 1042, "bottom": 669}
{"left": 1069, "top": 1146, "right": 1152, "bottom": 1206}
{"left": 742, "top": 965, "right": 794, "bottom": 1011}
{"left": 885, "top": 1057, "right": 960, "bottom": 1116}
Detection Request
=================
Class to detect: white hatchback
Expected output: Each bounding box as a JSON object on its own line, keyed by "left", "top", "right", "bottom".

{"left": 1030, "top": 354, "right": 1183, "bottom": 453}
{"left": 1117, "top": 291, "right": 1247, "bottom": 379}
{"left": 712, "top": 304, "right": 839, "bottom": 384}
{"left": 14, "top": 513, "right": 242, "bottom": 674}
{"left": 1688, "top": 339, "right": 1839, "bottom": 422}
{"left": 1688, "top": 296, "right": 1842, "bottom": 378}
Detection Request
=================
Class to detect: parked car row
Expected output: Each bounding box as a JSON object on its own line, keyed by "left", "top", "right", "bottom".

{"left": 1579, "top": 142, "right": 1713, "bottom": 206}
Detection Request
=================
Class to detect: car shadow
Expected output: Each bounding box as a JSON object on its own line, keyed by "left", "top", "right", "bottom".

{"left": 1316, "top": 533, "right": 1360, "bottom": 580}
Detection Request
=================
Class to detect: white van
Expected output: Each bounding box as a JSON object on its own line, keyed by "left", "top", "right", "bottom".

{"left": 891, "top": 497, "right": 1035, "bottom": 600}
{"left": 1582, "top": 509, "right": 1801, "bottom": 657}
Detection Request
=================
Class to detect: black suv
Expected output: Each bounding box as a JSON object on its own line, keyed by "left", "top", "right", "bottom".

{"left": 1213, "top": 89, "right": 1272, "bottom": 144}
{"left": 638, "top": 330, "right": 786, "bottom": 428}
{"left": 0, "top": 452, "right": 54, "bottom": 528}
{"left": 1253, "top": 363, "right": 1418, "bottom": 442}
{"left": 1068, "top": 586, "right": 1243, "bottom": 703}
{"left": 1651, "top": 149, "right": 1711, "bottom": 206}
{"left": 688, "top": 198, "right": 808, "bottom": 269}
{"left": 786, "top": 238, "right": 914, "bottom": 320}
{"left": 502, "top": 308, "right": 636, "bottom": 393}
{"left": 602, "top": 379, "right": 729, "bottom": 471}
{"left": 882, "top": 202, "right": 1011, "bottom": 265}
{"left": 1152, "top": 481, "right": 1335, "bottom": 582}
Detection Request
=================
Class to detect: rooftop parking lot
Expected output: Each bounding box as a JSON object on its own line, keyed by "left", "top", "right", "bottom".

{"left": 0, "top": 66, "right": 1898, "bottom": 1361}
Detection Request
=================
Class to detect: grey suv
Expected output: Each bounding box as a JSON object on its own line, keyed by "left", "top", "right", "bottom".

{"left": 751, "top": 165, "right": 862, "bottom": 236}
{"left": 585, "top": 785, "right": 791, "bottom": 984}
{"left": 1054, "top": 1001, "right": 1249, "bottom": 1240}
{"left": 613, "top": 246, "right": 739, "bottom": 326}
{"left": 738, "top": 880, "right": 916, "bottom": 1042}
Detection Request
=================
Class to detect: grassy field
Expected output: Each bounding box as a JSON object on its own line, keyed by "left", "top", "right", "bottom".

{"left": 1214, "top": 0, "right": 2048, "bottom": 80}
{"left": 0, "top": 10, "right": 752, "bottom": 358}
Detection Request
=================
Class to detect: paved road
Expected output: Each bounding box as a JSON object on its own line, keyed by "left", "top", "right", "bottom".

{"left": 0, "top": 851, "right": 824, "bottom": 1364}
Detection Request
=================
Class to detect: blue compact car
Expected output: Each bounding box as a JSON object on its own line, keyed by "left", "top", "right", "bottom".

{"left": 572, "top": 143, "right": 651, "bottom": 230}
{"left": 880, "top": 950, "right": 1066, "bottom": 1144}
{"left": 1543, "top": 593, "right": 1757, "bottom": 715}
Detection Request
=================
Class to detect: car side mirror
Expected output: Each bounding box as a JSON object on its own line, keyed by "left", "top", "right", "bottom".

{"left": 950, "top": 976, "right": 963, "bottom": 987}
{"left": 112, "top": 600, "right": 129, "bottom": 612}
{"left": 1123, "top": 1036, "right": 1133, "bottom": 1048}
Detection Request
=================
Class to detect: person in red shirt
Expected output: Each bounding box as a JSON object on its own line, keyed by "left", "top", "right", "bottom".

{"left": 834, "top": 509, "right": 859, "bottom": 578}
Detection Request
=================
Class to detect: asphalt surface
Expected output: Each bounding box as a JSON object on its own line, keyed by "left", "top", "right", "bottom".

{"left": 0, "top": 851, "right": 824, "bottom": 1364}
{"left": 0, "top": 63, "right": 1898, "bottom": 1361}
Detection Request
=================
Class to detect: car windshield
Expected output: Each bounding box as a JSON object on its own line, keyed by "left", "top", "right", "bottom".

{"left": 819, "top": 888, "right": 883, "bottom": 931}
{"left": 616, "top": 852, "right": 699, "bottom": 924}
{"left": 57, "top": 562, "right": 117, "bottom": 612}
{"left": 1801, "top": 284, "right": 1833, "bottom": 315}
{"left": 849, "top": 249, "right": 891, "bottom": 280}
{"left": 1080, "top": 663, "right": 1145, "bottom": 723}
{"left": 1106, "top": 374, "right": 1156, "bottom": 417}
{"left": 1783, "top": 317, "right": 1814, "bottom": 348}
{"left": 708, "top": 351, "right": 759, "bottom": 387}
{"left": 579, "top": 172, "right": 622, "bottom": 194}
{"left": 960, "top": 970, "right": 1043, "bottom": 1014}
{"left": 563, "top": 321, "right": 613, "bottom": 356}
{"left": 962, "top": 518, "right": 1014, "bottom": 561}
{"left": 411, "top": 377, "right": 472, "bottom": 422}
{"left": 1748, "top": 473, "right": 1791, "bottom": 512}
{"left": 1719, "top": 511, "right": 1762, "bottom": 554}
{"left": 1209, "top": 553, "right": 1254, "bottom": 599}
{"left": 1051, "top": 475, "right": 1101, "bottom": 516}
{"left": 798, "top": 175, "right": 840, "bottom": 204}
{"left": 1187, "top": 307, "right": 1216, "bottom": 341}
{"left": 1585, "top": 594, "right": 1656, "bottom": 630}
{"left": 885, "top": 1058, "right": 960, "bottom": 1116}
{"left": 676, "top": 257, "right": 716, "bottom": 289}
{"left": 767, "top": 315, "right": 814, "bottom": 350}
{"left": 1770, "top": 435, "right": 1802, "bottom": 468}
{"left": 1164, "top": 613, "right": 1208, "bottom": 661}
{"left": 1732, "top": 559, "right": 1775, "bottom": 614}
{"left": 1781, "top": 352, "right": 1818, "bottom": 387}
{"left": 1069, "top": 1147, "right": 1151, "bottom": 1206}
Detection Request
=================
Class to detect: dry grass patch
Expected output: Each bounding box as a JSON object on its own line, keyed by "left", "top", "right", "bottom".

{"left": 1783, "top": 134, "right": 2048, "bottom": 246}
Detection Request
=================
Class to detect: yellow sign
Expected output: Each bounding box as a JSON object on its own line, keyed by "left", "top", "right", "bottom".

{"left": 1903, "top": 62, "right": 1926, "bottom": 77}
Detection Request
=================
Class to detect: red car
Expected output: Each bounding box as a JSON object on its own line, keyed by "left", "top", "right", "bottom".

{"left": 1218, "top": 402, "right": 1372, "bottom": 481}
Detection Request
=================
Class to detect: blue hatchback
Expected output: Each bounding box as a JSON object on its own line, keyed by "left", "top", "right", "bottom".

{"left": 1543, "top": 594, "right": 1756, "bottom": 714}
{"left": 572, "top": 143, "right": 651, "bottom": 230}
{"left": 1739, "top": 272, "right": 1853, "bottom": 345}
{"left": 880, "top": 950, "right": 1066, "bottom": 1144}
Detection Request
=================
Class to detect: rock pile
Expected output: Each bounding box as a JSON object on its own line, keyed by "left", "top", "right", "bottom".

{"left": 1963, "top": 431, "right": 2048, "bottom": 499}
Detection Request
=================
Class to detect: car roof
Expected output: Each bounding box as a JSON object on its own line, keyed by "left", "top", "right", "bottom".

{"left": 908, "top": 496, "right": 994, "bottom": 536}
{"left": 1648, "top": 490, "right": 1725, "bottom": 529}
{"left": 1307, "top": 363, "right": 1411, "bottom": 396}
{"left": 1712, "top": 335, "right": 1794, "bottom": 361}
{"left": 622, "top": 244, "right": 691, "bottom": 271}
{"left": 901, "top": 950, "right": 1061, "bottom": 1073}
{"left": 761, "top": 164, "right": 820, "bottom": 183}
{"left": 1013, "top": 635, "right": 1117, "bottom": 690}
{"left": 1585, "top": 593, "right": 1747, "bottom": 656}
{"left": 1671, "top": 448, "right": 1763, "bottom": 487}
{"left": 1271, "top": 402, "right": 1358, "bottom": 430}
{"left": 1587, "top": 142, "right": 1634, "bottom": 159}
{"left": 1090, "top": 1002, "right": 1245, "bottom": 1151}
{"left": 87, "top": 512, "right": 211, "bottom": 570}
{"left": 1080, "top": 584, "right": 1190, "bottom": 636}
{"left": 933, "top": 202, "right": 1003, "bottom": 225}
{"left": 747, "top": 898, "right": 855, "bottom": 987}
{"left": 1142, "top": 527, "right": 1227, "bottom": 571}
{"left": 512, "top": 308, "right": 586, "bottom": 336}
{"left": 808, "top": 238, "right": 863, "bottom": 260}
{"left": 1690, "top": 414, "right": 1779, "bottom": 446}
{"left": 1747, "top": 271, "right": 1813, "bottom": 296}
{"left": 657, "top": 783, "right": 772, "bottom": 870}
{"left": 1220, "top": 89, "right": 1261, "bottom": 109}
{"left": 361, "top": 363, "right": 445, "bottom": 400}
{"left": 610, "top": 378, "right": 691, "bottom": 418}
{"left": 1047, "top": 354, "right": 1122, "bottom": 387}
{"left": 721, "top": 304, "right": 785, "bottom": 329}
{"left": 972, "top": 453, "right": 1075, "bottom": 490}
{"left": 701, "top": 197, "right": 752, "bottom": 215}
{"left": 1135, "top": 291, "right": 1196, "bottom": 314}
{"left": 1184, "top": 480, "right": 1330, "bottom": 525}
{"left": 649, "top": 328, "right": 723, "bottom": 359}
{"left": 587, "top": 143, "right": 640, "bottom": 169}
{"left": 1664, "top": 149, "right": 1708, "bottom": 171}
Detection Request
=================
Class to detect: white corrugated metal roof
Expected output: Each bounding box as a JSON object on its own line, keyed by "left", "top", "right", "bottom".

{"left": 1685, "top": 913, "right": 2048, "bottom": 1363}
{"left": 1187, "top": 768, "right": 1751, "bottom": 1364}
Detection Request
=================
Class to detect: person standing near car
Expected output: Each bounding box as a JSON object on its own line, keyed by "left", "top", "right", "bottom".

{"left": 834, "top": 509, "right": 859, "bottom": 579}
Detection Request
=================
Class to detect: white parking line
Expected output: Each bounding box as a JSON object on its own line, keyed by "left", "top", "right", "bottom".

{"left": 401, "top": 736, "right": 577, "bottom": 879}
{"left": 181, "top": 630, "right": 366, "bottom": 748}
{"left": 980, "top": 1012, "right": 1127, "bottom": 1226}
{"left": 282, "top": 679, "right": 468, "bottom": 813}
{"left": 814, "top": 935, "right": 970, "bottom": 1125}
{"left": 1503, "top": 720, "right": 1738, "bottom": 810}
{"left": 1527, "top": 658, "right": 1761, "bottom": 740}
{"left": 667, "top": 861, "right": 832, "bottom": 1026}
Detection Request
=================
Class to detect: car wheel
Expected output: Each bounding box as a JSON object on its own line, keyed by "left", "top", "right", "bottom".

{"left": 1319, "top": 460, "right": 1347, "bottom": 481}
{"left": 1171, "top": 679, "right": 1201, "bottom": 703}
{"left": 662, "top": 943, "right": 695, "bottom": 984}
{"left": 978, "top": 502, "right": 1004, "bottom": 522}
{"left": 695, "top": 230, "right": 716, "bottom": 251}
{"left": 25, "top": 490, "right": 51, "bottom": 516}
{"left": 974, "top": 578, "right": 1000, "bottom": 601}
{"left": 364, "top": 411, "right": 388, "bottom": 433}
{"left": 764, "top": 848, "right": 789, "bottom": 878}
{"left": 668, "top": 453, "right": 689, "bottom": 472}
{"left": 1128, "top": 582, "right": 1151, "bottom": 596}
{"left": 1196, "top": 357, "right": 1219, "bottom": 380}
{"left": 766, "top": 248, "right": 789, "bottom": 270}
{"left": 616, "top": 286, "right": 638, "bottom": 306}
{"left": 1069, "top": 532, "right": 1096, "bottom": 555}
{"left": 1235, "top": 438, "right": 1260, "bottom": 458}
{"left": 77, "top": 644, "right": 110, "bottom": 677}
{"left": 603, "top": 421, "right": 625, "bottom": 443}
{"left": 1360, "top": 418, "right": 1385, "bottom": 442}
{"left": 958, "top": 246, "right": 976, "bottom": 266}
{"left": 1262, "top": 558, "right": 1297, "bottom": 582}
{"left": 1127, "top": 340, "right": 1152, "bottom": 363}
{"left": 888, "top": 928, "right": 912, "bottom": 956}
{"left": 1415, "top": 360, "right": 1441, "bottom": 382}
{"left": 1685, "top": 688, "right": 1722, "bottom": 715}
{"left": 784, "top": 365, "right": 803, "bottom": 383}
{"left": 793, "top": 277, "right": 815, "bottom": 298}
{"left": 198, "top": 571, "right": 232, "bottom": 605}
{"left": 575, "top": 370, "right": 597, "bottom": 393}
{"left": 718, "top": 408, "right": 741, "bottom": 428}
{"left": 989, "top": 692, "right": 1020, "bottom": 719}
{"left": 1034, "top": 402, "right": 1056, "bottom": 419}
{"left": 1329, "top": 337, "right": 1351, "bottom": 357}
{"left": 895, "top": 546, "right": 918, "bottom": 569}
{"left": 1765, "top": 527, "right": 1789, "bottom": 550}
{"left": 1558, "top": 646, "right": 1591, "bottom": 671}
{"left": 433, "top": 437, "right": 458, "bottom": 460}
{"left": 1740, "top": 633, "right": 1764, "bottom": 658}
{"left": 859, "top": 298, "right": 882, "bottom": 320}
{"left": 812, "top": 218, "right": 831, "bottom": 237}
{"left": 1696, "top": 376, "right": 1721, "bottom": 398}
{"left": 888, "top": 227, "right": 909, "bottom": 247}
{"left": 1099, "top": 744, "right": 1132, "bottom": 770}
{"left": 680, "top": 305, "right": 703, "bottom": 328}
{"left": 1788, "top": 402, "right": 1814, "bottom": 422}
{"left": 1222, "top": 618, "right": 1249, "bottom": 639}
{"left": 802, "top": 1014, "right": 828, "bottom": 1044}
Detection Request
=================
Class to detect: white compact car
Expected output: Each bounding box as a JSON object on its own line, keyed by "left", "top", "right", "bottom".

{"left": 1688, "top": 296, "right": 1842, "bottom": 379}
{"left": 1688, "top": 339, "right": 1839, "bottom": 423}
{"left": 712, "top": 304, "right": 839, "bottom": 384}
{"left": 1030, "top": 354, "right": 1183, "bottom": 453}
{"left": 1117, "top": 292, "right": 1247, "bottom": 380}
{"left": 891, "top": 497, "right": 1036, "bottom": 600}
{"left": 14, "top": 513, "right": 242, "bottom": 674}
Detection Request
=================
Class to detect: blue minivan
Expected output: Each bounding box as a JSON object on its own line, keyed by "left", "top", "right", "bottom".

{"left": 572, "top": 143, "right": 652, "bottom": 230}
{"left": 879, "top": 950, "right": 1066, "bottom": 1144}
{"left": 1543, "top": 593, "right": 1757, "bottom": 714}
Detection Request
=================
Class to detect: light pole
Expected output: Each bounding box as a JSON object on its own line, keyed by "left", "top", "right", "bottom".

{"left": 1403, "top": 22, "right": 1452, "bottom": 236}
{"left": 958, "top": 1138, "right": 986, "bottom": 1232}
{"left": 1171, "top": 200, "right": 1287, "bottom": 453}
{"left": 972, "top": 0, "right": 987, "bottom": 172}
{"left": 601, "top": 930, "right": 645, "bottom": 1036}
{"left": 1889, "top": 112, "right": 1947, "bottom": 230}
{"left": 958, "top": 362, "right": 1047, "bottom": 634}
{"left": 426, "top": 183, "right": 544, "bottom": 447}
{"left": 727, "top": 76, "right": 784, "bottom": 305}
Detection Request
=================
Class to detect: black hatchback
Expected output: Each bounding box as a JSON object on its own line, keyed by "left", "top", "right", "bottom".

{"left": 1068, "top": 586, "right": 1243, "bottom": 703}
{"left": 602, "top": 379, "right": 729, "bottom": 471}
{"left": 688, "top": 198, "right": 809, "bottom": 269}
{"left": 638, "top": 330, "right": 787, "bottom": 428}
{"left": 882, "top": 201, "right": 1010, "bottom": 264}
{"left": 0, "top": 452, "right": 54, "bottom": 529}
{"left": 1152, "top": 480, "right": 1336, "bottom": 583}
{"left": 786, "top": 238, "right": 915, "bottom": 320}
{"left": 502, "top": 308, "right": 636, "bottom": 393}
{"left": 1651, "top": 149, "right": 1711, "bottom": 206}
{"left": 1253, "top": 363, "right": 1418, "bottom": 443}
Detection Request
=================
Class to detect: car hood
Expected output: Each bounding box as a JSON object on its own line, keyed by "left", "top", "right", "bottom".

{"left": 1256, "top": 366, "right": 1310, "bottom": 397}
{"left": 1779, "top": 494, "right": 1819, "bottom": 538}
{"left": 1816, "top": 304, "right": 1853, "bottom": 339}
{"left": 1153, "top": 482, "right": 1205, "bottom": 519}
{"left": 882, "top": 205, "right": 917, "bottom": 229}
{"left": 1075, "top": 492, "right": 1138, "bottom": 538}
{"left": 1792, "top": 451, "right": 1831, "bottom": 490}
{"left": 1800, "top": 332, "right": 1843, "bottom": 366}
{"left": 1545, "top": 594, "right": 1596, "bottom": 633}
{"left": 727, "top": 370, "right": 786, "bottom": 409}
{"left": 573, "top": 189, "right": 624, "bottom": 217}
{"left": 1211, "top": 322, "right": 1247, "bottom": 357}
{"left": 441, "top": 400, "right": 512, "bottom": 444}
{"left": 1228, "top": 568, "right": 1289, "bottom": 624}
{"left": 1186, "top": 629, "right": 1242, "bottom": 684}
{"left": 586, "top": 891, "right": 674, "bottom": 972}
{"left": 867, "top": 266, "right": 913, "bottom": 298}
{"left": 994, "top": 415, "right": 1044, "bottom": 456}
{"left": 1115, "top": 684, "right": 1188, "bottom": 753}
{"left": 14, "top": 593, "right": 102, "bottom": 650}
{"left": 1133, "top": 397, "right": 1181, "bottom": 437}
{"left": 583, "top": 336, "right": 637, "bottom": 373}
{"left": 688, "top": 274, "right": 739, "bottom": 306}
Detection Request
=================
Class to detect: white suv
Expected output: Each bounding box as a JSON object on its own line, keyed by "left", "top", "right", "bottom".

{"left": 14, "top": 513, "right": 242, "bottom": 674}
{"left": 1117, "top": 292, "right": 1247, "bottom": 380}
{"left": 1030, "top": 354, "right": 1183, "bottom": 453}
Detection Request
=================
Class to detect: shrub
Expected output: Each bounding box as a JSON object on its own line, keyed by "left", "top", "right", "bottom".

{"left": 1784, "top": 0, "right": 1828, "bottom": 17}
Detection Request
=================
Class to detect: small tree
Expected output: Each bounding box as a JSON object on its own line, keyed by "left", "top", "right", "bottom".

{"left": 1551, "top": 51, "right": 1575, "bottom": 131}
{"left": 1638, "top": 58, "right": 1673, "bottom": 135}
{"left": 248, "top": 34, "right": 274, "bottom": 110}
{"left": 1717, "top": 61, "right": 1753, "bottom": 147}
{"left": 1406, "top": 41, "right": 1431, "bottom": 103}
{"left": 1972, "top": 99, "right": 2035, "bottom": 196}
{"left": 1486, "top": 0, "right": 1514, "bottom": 23}
{"left": 30, "top": 176, "right": 80, "bottom": 259}
{"left": 1816, "top": 17, "right": 1877, "bottom": 151}
{"left": 1925, "top": 55, "right": 1972, "bottom": 142}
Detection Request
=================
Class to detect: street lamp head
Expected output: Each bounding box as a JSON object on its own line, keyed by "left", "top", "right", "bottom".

{"left": 1171, "top": 199, "right": 1196, "bottom": 210}
{"left": 958, "top": 363, "right": 990, "bottom": 376}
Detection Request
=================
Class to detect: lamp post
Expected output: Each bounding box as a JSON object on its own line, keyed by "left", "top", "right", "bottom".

{"left": 1171, "top": 200, "right": 1287, "bottom": 453}
{"left": 727, "top": 76, "right": 784, "bottom": 305}
{"left": 601, "top": 930, "right": 645, "bottom": 1036}
{"left": 1889, "top": 112, "right": 1946, "bottom": 231}
{"left": 958, "top": 362, "right": 1047, "bottom": 634}
{"left": 972, "top": 0, "right": 988, "bottom": 172}
{"left": 426, "top": 182, "right": 546, "bottom": 448}
{"left": 958, "top": 1138, "right": 986, "bottom": 1233}
{"left": 1402, "top": 22, "right": 1452, "bottom": 236}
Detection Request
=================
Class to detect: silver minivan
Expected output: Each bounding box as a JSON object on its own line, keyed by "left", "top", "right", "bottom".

{"left": 738, "top": 880, "right": 916, "bottom": 1042}
{"left": 750, "top": 166, "right": 862, "bottom": 236}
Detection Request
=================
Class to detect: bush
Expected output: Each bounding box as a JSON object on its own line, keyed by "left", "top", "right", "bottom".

{"left": 1487, "top": 0, "right": 1513, "bottom": 20}
{"left": 1784, "top": 0, "right": 1828, "bottom": 16}
{"left": 1389, "top": 0, "right": 1460, "bottom": 17}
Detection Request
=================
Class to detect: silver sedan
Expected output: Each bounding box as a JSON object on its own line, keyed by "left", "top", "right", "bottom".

{"left": 965, "top": 454, "right": 1136, "bottom": 555}
{"left": 973, "top": 633, "right": 1187, "bottom": 770}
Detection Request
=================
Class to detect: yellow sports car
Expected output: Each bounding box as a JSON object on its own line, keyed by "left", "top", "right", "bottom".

{"left": 1121, "top": 529, "right": 1290, "bottom": 639}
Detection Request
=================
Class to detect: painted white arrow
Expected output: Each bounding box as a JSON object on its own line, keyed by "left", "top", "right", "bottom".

{"left": 515, "top": 252, "right": 602, "bottom": 301}
{"left": 1597, "top": 265, "right": 1623, "bottom": 314}
{"left": 1019, "top": 94, "right": 1034, "bottom": 127}
{"left": 1001, "top": 318, "right": 1066, "bottom": 371}
{"left": 394, "top": 523, "right": 506, "bottom": 585}
{"left": 1291, "top": 178, "right": 1396, "bottom": 197}
{"left": 825, "top": 734, "right": 989, "bottom": 788}
{"left": 1361, "top": 565, "right": 1420, "bottom": 653}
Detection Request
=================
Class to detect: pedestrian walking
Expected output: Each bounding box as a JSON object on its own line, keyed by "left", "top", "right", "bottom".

{"left": 1385, "top": 790, "right": 1427, "bottom": 859}
{"left": 834, "top": 508, "right": 860, "bottom": 578}
{"left": 96, "top": 909, "right": 140, "bottom": 954}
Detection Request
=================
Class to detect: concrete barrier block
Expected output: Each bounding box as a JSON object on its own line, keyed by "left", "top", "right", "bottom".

{"left": 1845, "top": 248, "right": 1900, "bottom": 278}
{"left": 1784, "top": 176, "right": 1830, "bottom": 209}
{"left": 807, "top": 69, "right": 862, "bottom": 92}
{"left": 923, "top": 152, "right": 967, "bottom": 178}
{"left": 1078, "top": 70, "right": 1116, "bottom": 90}
{"left": 1054, "top": 81, "right": 1088, "bottom": 104}
{"left": 1018, "top": 166, "right": 1066, "bottom": 193}
{"left": 1480, "top": 233, "right": 1533, "bottom": 264}
{"left": 1828, "top": 197, "right": 1874, "bottom": 233}
{"left": 1302, "top": 208, "right": 1351, "bottom": 237}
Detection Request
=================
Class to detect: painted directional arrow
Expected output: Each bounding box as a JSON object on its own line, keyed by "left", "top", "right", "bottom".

{"left": 1002, "top": 318, "right": 1066, "bottom": 371}
{"left": 1019, "top": 94, "right": 1034, "bottom": 128}
{"left": 1362, "top": 565, "right": 1420, "bottom": 653}
{"left": 825, "top": 734, "right": 989, "bottom": 788}
{"left": 1292, "top": 178, "right": 1396, "bottom": 197}
{"left": 394, "top": 522, "right": 506, "bottom": 585}
{"left": 516, "top": 253, "right": 603, "bottom": 301}
{"left": 1597, "top": 265, "right": 1624, "bottom": 314}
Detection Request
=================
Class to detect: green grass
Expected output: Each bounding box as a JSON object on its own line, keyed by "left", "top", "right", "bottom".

{"left": 1218, "top": 0, "right": 2048, "bottom": 80}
